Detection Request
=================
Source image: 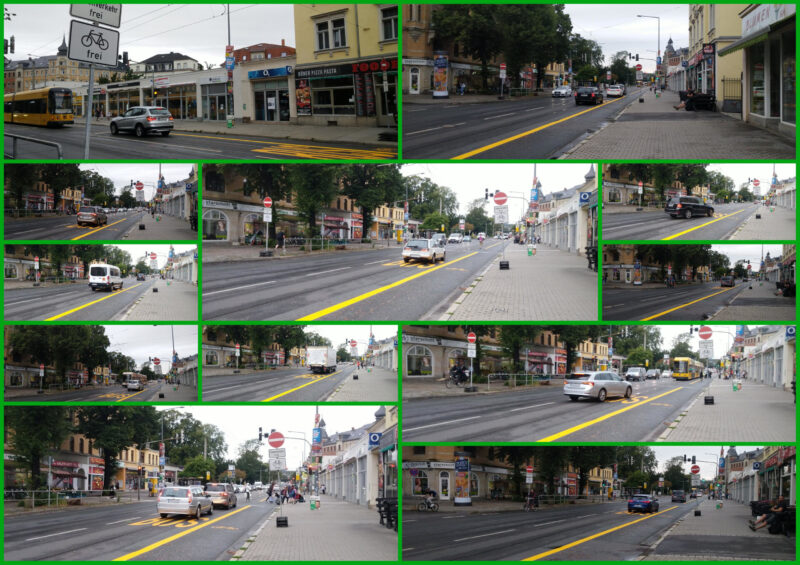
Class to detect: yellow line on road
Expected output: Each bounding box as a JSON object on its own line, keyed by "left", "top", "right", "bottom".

{"left": 71, "top": 218, "right": 128, "bottom": 240}
{"left": 297, "top": 252, "right": 479, "bottom": 321}
{"left": 640, "top": 287, "right": 736, "bottom": 321}
{"left": 661, "top": 208, "right": 747, "bottom": 241}
{"left": 263, "top": 370, "right": 343, "bottom": 401}
{"left": 44, "top": 283, "right": 143, "bottom": 321}
{"left": 523, "top": 506, "right": 678, "bottom": 561}
{"left": 453, "top": 97, "right": 627, "bottom": 159}
{"left": 113, "top": 505, "right": 251, "bottom": 561}
{"left": 117, "top": 388, "right": 150, "bottom": 402}
{"left": 536, "top": 388, "right": 683, "bottom": 442}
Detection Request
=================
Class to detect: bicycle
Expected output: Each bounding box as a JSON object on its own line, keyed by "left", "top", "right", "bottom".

{"left": 444, "top": 370, "right": 467, "bottom": 389}
{"left": 81, "top": 30, "right": 109, "bottom": 50}
{"left": 523, "top": 499, "right": 539, "bottom": 512}
{"left": 417, "top": 499, "right": 439, "bottom": 512}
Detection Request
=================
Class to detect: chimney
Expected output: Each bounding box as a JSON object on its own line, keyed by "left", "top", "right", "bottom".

{"left": 281, "top": 39, "right": 285, "bottom": 47}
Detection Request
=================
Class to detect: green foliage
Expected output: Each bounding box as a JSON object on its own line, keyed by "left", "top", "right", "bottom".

{"left": 499, "top": 326, "right": 542, "bottom": 373}
{"left": 339, "top": 164, "right": 404, "bottom": 237}
{"left": 336, "top": 346, "right": 353, "bottom": 363}
{"left": 290, "top": 165, "right": 340, "bottom": 237}
{"left": 419, "top": 212, "right": 450, "bottom": 233}
{"left": 5, "top": 406, "right": 71, "bottom": 489}
{"left": 236, "top": 439, "right": 266, "bottom": 483}
{"left": 624, "top": 347, "right": 653, "bottom": 367}
{"left": 547, "top": 325, "right": 603, "bottom": 371}
{"left": 402, "top": 175, "right": 460, "bottom": 230}
{"left": 180, "top": 455, "right": 217, "bottom": 482}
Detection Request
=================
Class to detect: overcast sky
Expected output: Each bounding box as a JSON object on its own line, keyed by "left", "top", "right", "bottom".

{"left": 6, "top": 4, "right": 295, "bottom": 68}
{"left": 110, "top": 244, "right": 196, "bottom": 269}
{"left": 651, "top": 446, "right": 738, "bottom": 480}
{"left": 710, "top": 244, "right": 785, "bottom": 268}
{"left": 105, "top": 325, "right": 196, "bottom": 372}
{"left": 157, "top": 405, "right": 385, "bottom": 464}
{"left": 306, "top": 325, "right": 397, "bottom": 356}
{"left": 79, "top": 164, "right": 195, "bottom": 201}
{"left": 655, "top": 324, "right": 784, "bottom": 360}
{"left": 565, "top": 4, "right": 690, "bottom": 72}
{"left": 401, "top": 163, "right": 596, "bottom": 220}
{"left": 707, "top": 163, "right": 796, "bottom": 194}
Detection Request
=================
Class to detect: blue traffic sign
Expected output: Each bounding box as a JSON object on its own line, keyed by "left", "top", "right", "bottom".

{"left": 368, "top": 432, "right": 382, "bottom": 446}
{"left": 656, "top": 57, "right": 662, "bottom": 65}
{"left": 579, "top": 191, "right": 591, "bottom": 203}
{"left": 753, "top": 461, "right": 762, "bottom": 470}
{"left": 682, "top": 61, "right": 688, "bottom": 67}
{"left": 787, "top": 326, "right": 796, "bottom": 339}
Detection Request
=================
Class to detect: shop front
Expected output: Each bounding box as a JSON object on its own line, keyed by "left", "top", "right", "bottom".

{"left": 321, "top": 214, "right": 349, "bottom": 239}
{"left": 377, "top": 427, "right": 398, "bottom": 499}
{"left": 201, "top": 80, "right": 231, "bottom": 121}
{"left": 49, "top": 459, "right": 83, "bottom": 490}
{"left": 295, "top": 57, "right": 398, "bottom": 126}
{"left": 248, "top": 67, "right": 293, "bottom": 122}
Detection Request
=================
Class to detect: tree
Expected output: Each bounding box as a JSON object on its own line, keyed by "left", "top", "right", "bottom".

{"left": 419, "top": 212, "right": 450, "bottom": 234}
{"left": 336, "top": 346, "right": 352, "bottom": 363}
{"left": 535, "top": 446, "right": 570, "bottom": 495}
{"left": 548, "top": 325, "right": 603, "bottom": 372}
{"left": 5, "top": 406, "right": 71, "bottom": 489}
{"left": 290, "top": 165, "right": 340, "bottom": 237}
{"left": 663, "top": 456, "right": 689, "bottom": 493}
{"left": 38, "top": 164, "right": 84, "bottom": 211}
{"left": 495, "top": 446, "right": 538, "bottom": 498}
{"left": 339, "top": 164, "right": 404, "bottom": 240}
{"left": 624, "top": 346, "right": 653, "bottom": 368}
{"left": 4, "top": 163, "right": 42, "bottom": 209}
{"left": 249, "top": 326, "right": 274, "bottom": 361}
{"left": 674, "top": 164, "right": 709, "bottom": 197}
{"left": 273, "top": 326, "right": 307, "bottom": 366}
{"left": 465, "top": 198, "right": 491, "bottom": 235}
{"left": 568, "top": 446, "right": 616, "bottom": 496}
{"left": 180, "top": 455, "right": 218, "bottom": 483}
{"left": 499, "top": 326, "right": 542, "bottom": 373}
{"left": 402, "top": 175, "right": 460, "bottom": 228}
{"left": 235, "top": 439, "right": 266, "bottom": 483}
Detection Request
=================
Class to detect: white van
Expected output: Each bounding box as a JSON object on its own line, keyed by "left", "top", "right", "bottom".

{"left": 88, "top": 264, "right": 124, "bottom": 291}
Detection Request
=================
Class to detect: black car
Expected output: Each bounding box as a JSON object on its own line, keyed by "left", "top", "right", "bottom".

{"left": 136, "top": 273, "right": 146, "bottom": 281}
{"left": 671, "top": 489, "right": 687, "bottom": 503}
{"left": 575, "top": 87, "right": 603, "bottom": 106}
{"left": 665, "top": 196, "right": 714, "bottom": 219}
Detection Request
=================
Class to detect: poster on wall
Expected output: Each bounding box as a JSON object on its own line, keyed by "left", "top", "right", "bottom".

{"left": 295, "top": 79, "right": 312, "bottom": 116}
{"left": 453, "top": 455, "right": 471, "bottom": 506}
{"left": 354, "top": 74, "right": 366, "bottom": 116}
{"left": 364, "top": 72, "right": 376, "bottom": 116}
{"left": 433, "top": 53, "right": 449, "bottom": 98}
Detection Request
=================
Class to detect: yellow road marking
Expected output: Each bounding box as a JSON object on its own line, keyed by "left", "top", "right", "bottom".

{"left": 263, "top": 370, "right": 343, "bottom": 401}
{"left": 117, "top": 388, "right": 150, "bottom": 402}
{"left": 71, "top": 218, "right": 128, "bottom": 240}
{"left": 293, "top": 373, "right": 322, "bottom": 379}
{"left": 640, "top": 287, "right": 736, "bottom": 321}
{"left": 661, "top": 208, "right": 747, "bottom": 241}
{"left": 453, "top": 97, "right": 627, "bottom": 159}
{"left": 297, "top": 252, "right": 479, "bottom": 321}
{"left": 523, "top": 506, "right": 678, "bottom": 561}
{"left": 113, "top": 505, "right": 252, "bottom": 561}
{"left": 44, "top": 283, "right": 143, "bottom": 321}
{"left": 536, "top": 388, "right": 682, "bottom": 442}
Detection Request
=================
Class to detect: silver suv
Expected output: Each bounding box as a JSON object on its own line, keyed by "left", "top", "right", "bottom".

{"left": 157, "top": 485, "right": 213, "bottom": 519}
{"left": 110, "top": 106, "right": 174, "bottom": 137}
{"left": 204, "top": 482, "right": 238, "bottom": 509}
{"left": 402, "top": 238, "right": 446, "bottom": 264}
{"left": 76, "top": 206, "right": 108, "bottom": 227}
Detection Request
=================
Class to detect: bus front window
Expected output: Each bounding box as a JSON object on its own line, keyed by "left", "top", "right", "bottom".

{"left": 51, "top": 91, "right": 73, "bottom": 114}
{"left": 672, "top": 360, "right": 688, "bottom": 373}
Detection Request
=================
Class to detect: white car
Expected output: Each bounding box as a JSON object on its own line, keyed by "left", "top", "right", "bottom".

{"left": 402, "top": 238, "right": 446, "bottom": 264}
{"left": 552, "top": 86, "right": 572, "bottom": 97}
{"left": 447, "top": 233, "right": 463, "bottom": 244}
{"left": 606, "top": 85, "right": 623, "bottom": 97}
{"left": 661, "top": 369, "right": 673, "bottom": 378}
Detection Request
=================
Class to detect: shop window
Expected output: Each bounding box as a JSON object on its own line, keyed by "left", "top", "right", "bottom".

{"left": 381, "top": 6, "right": 398, "bottom": 41}
{"left": 412, "top": 446, "right": 426, "bottom": 455}
{"left": 202, "top": 210, "right": 229, "bottom": 240}
{"left": 469, "top": 472, "right": 479, "bottom": 496}
{"left": 406, "top": 345, "right": 433, "bottom": 376}
{"left": 4, "top": 264, "right": 18, "bottom": 279}
{"left": 205, "top": 351, "right": 219, "bottom": 366}
{"left": 412, "top": 470, "right": 428, "bottom": 494}
{"left": 781, "top": 29, "right": 795, "bottom": 124}
{"left": 749, "top": 43, "right": 766, "bottom": 115}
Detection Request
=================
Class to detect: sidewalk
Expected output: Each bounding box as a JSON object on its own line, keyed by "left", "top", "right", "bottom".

{"left": 402, "top": 377, "right": 565, "bottom": 399}
{"left": 77, "top": 116, "right": 397, "bottom": 148}
{"left": 202, "top": 240, "right": 400, "bottom": 263}
{"left": 565, "top": 89, "right": 795, "bottom": 159}
{"left": 660, "top": 379, "right": 795, "bottom": 442}
{"left": 643, "top": 499, "right": 794, "bottom": 561}
{"left": 236, "top": 497, "right": 396, "bottom": 561}
{"left": 4, "top": 279, "right": 79, "bottom": 290}
{"left": 326, "top": 366, "right": 398, "bottom": 402}
{"left": 121, "top": 279, "right": 197, "bottom": 321}
{"left": 404, "top": 90, "right": 554, "bottom": 105}
{"left": 441, "top": 244, "right": 597, "bottom": 320}
{"left": 729, "top": 205, "right": 796, "bottom": 240}
{"left": 123, "top": 212, "right": 196, "bottom": 241}
{"left": 149, "top": 382, "right": 198, "bottom": 402}
{"left": 710, "top": 281, "right": 795, "bottom": 321}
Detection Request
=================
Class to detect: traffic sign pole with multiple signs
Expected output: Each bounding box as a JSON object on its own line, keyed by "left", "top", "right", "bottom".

{"left": 262, "top": 197, "right": 273, "bottom": 253}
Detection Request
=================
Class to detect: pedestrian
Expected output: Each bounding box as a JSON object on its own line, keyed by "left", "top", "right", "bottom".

{"left": 275, "top": 230, "right": 285, "bottom": 253}
{"left": 95, "top": 106, "right": 101, "bottom": 121}
{"left": 674, "top": 89, "right": 696, "bottom": 111}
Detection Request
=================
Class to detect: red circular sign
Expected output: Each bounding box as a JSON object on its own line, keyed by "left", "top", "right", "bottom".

{"left": 691, "top": 465, "right": 700, "bottom": 474}
{"left": 40, "top": 364, "right": 45, "bottom": 370}
{"left": 150, "top": 253, "right": 157, "bottom": 260}
{"left": 747, "top": 264, "right": 752, "bottom": 270}
{"left": 268, "top": 431, "right": 285, "bottom": 448}
{"left": 235, "top": 343, "right": 240, "bottom": 349}
{"left": 753, "top": 179, "right": 760, "bottom": 187}
{"left": 500, "top": 63, "right": 506, "bottom": 69}
{"left": 638, "top": 181, "right": 643, "bottom": 187}
{"left": 153, "top": 357, "right": 160, "bottom": 365}
{"left": 135, "top": 182, "right": 144, "bottom": 191}
{"left": 636, "top": 64, "right": 642, "bottom": 71}
{"left": 350, "top": 340, "right": 357, "bottom": 348}
{"left": 493, "top": 191, "right": 508, "bottom": 206}
{"left": 698, "top": 326, "right": 713, "bottom": 340}
{"left": 263, "top": 197, "right": 273, "bottom": 208}
{"left": 467, "top": 332, "right": 477, "bottom": 344}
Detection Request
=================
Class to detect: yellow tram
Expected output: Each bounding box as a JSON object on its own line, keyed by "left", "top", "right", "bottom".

{"left": 4, "top": 87, "right": 74, "bottom": 127}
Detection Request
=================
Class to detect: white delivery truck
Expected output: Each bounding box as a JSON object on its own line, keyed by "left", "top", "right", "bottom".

{"left": 307, "top": 346, "right": 337, "bottom": 374}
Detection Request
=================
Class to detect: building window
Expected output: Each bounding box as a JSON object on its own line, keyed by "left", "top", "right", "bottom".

{"left": 317, "top": 17, "right": 347, "bottom": 51}
{"left": 412, "top": 446, "right": 425, "bottom": 455}
{"left": 205, "top": 351, "right": 219, "bottom": 365}
{"left": 202, "top": 210, "right": 229, "bottom": 241}
{"left": 413, "top": 470, "right": 429, "bottom": 494}
{"left": 407, "top": 345, "right": 433, "bottom": 376}
{"left": 781, "top": 29, "right": 795, "bottom": 124}
{"left": 381, "top": 6, "right": 398, "bottom": 41}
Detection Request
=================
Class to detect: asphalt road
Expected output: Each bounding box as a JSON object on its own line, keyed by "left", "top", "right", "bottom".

{"left": 4, "top": 381, "right": 178, "bottom": 403}
{"left": 5, "top": 210, "right": 149, "bottom": 241}
{"left": 4, "top": 123, "right": 396, "bottom": 160}
{"left": 203, "top": 365, "right": 358, "bottom": 402}
{"left": 403, "top": 497, "right": 699, "bottom": 561}
{"left": 602, "top": 202, "right": 758, "bottom": 241}
{"left": 203, "top": 240, "right": 509, "bottom": 321}
{"left": 403, "top": 87, "right": 646, "bottom": 159}
{"left": 3, "top": 491, "right": 278, "bottom": 561}
{"left": 4, "top": 277, "right": 154, "bottom": 321}
{"left": 602, "top": 281, "right": 745, "bottom": 321}
{"left": 402, "top": 377, "right": 705, "bottom": 442}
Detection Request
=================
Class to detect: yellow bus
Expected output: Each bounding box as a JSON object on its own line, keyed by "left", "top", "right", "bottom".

{"left": 4, "top": 87, "right": 74, "bottom": 127}
{"left": 671, "top": 357, "right": 704, "bottom": 380}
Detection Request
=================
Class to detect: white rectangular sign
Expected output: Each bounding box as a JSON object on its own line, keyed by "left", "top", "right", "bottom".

{"left": 70, "top": 4, "right": 122, "bottom": 28}
{"left": 691, "top": 478, "right": 701, "bottom": 486}
{"left": 698, "top": 340, "right": 713, "bottom": 359}
{"left": 494, "top": 205, "right": 509, "bottom": 224}
{"left": 467, "top": 348, "right": 476, "bottom": 359}
{"left": 269, "top": 458, "right": 287, "bottom": 470}
{"left": 68, "top": 20, "right": 119, "bottom": 67}
{"left": 268, "top": 448, "right": 286, "bottom": 458}
{"left": 262, "top": 209, "right": 273, "bottom": 223}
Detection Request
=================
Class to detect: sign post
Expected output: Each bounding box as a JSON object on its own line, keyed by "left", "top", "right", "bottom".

{"left": 263, "top": 197, "right": 273, "bottom": 254}
{"left": 34, "top": 255, "right": 40, "bottom": 286}
{"left": 235, "top": 343, "right": 240, "bottom": 369}
{"left": 493, "top": 191, "right": 509, "bottom": 262}
{"left": 499, "top": 63, "right": 507, "bottom": 99}
{"left": 465, "top": 332, "right": 477, "bottom": 392}
{"left": 39, "top": 363, "right": 45, "bottom": 394}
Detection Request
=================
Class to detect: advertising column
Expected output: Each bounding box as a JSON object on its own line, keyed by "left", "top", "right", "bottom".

{"left": 432, "top": 52, "right": 449, "bottom": 98}
{"left": 453, "top": 453, "right": 471, "bottom": 506}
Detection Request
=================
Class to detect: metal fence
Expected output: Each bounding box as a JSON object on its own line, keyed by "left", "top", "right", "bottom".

{"left": 4, "top": 134, "right": 63, "bottom": 159}
{"left": 4, "top": 489, "right": 135, "bottom": 512}
{"left": 486, "top": 373, "right": 554, "bottom": 390}
{"left": 721, "top": 76, "right": 743, "bottom": 114}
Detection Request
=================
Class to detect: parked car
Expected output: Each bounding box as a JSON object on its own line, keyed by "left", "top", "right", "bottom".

{"left": 628, "top": 494, "right": 660, "bottom": 513}
{"left": 402, "top": 238, "right": 446, "bottom": 264}
{"left": 204, "top": 483, "right": 238, "bottom": 509}
{"left": 88, "top": 263, "right": 123, "bottom": 291}
{"left": 665, "top": 196, "right": 714, "bottom": 219}
{"left": 606, "top": 85, "right": 624, "bottom": 97}
{"left": 110, "top": 106, "right": 174, "bottom": 137}
{"left": 136, "top": 273, "right": 146, "bottom": 281}
{"left": 76, "top": 206, "right": 108, "bottom": 227}
{"left": 645, "top": 369, "right": 661, "bottom": 380}
{"left": 575, "top": 87, "right": 604, "bottom": 105}
{"left": 252, "top": 482, "right": 263, "bottom": 491}
{"left": 720, "top": 276, "right": 735, "bottom": 287}
{"left": 672, "top": 490, "right": 687, "bottom": 503}
{"left": 447, "top": 233, "right": 464, "bottom": 244}
{"left": 617, "top": 84, "right": 627, "bottom": 95}
{"left": 625, "top": 367, "right": 647, "bottom": 382}
{"left": 462, "top": 235, "right": 472, "bottom": 243}
{"left": 563, "top": 371, "right": 632, "bottom": 402}
{"left": 157, "top": 485, "right": 213, "bottom": 519}
{"left": 661, "top": 369, "right": 673, "bottom": 379}
{"left": 552, "top": 86, "right": 573, "bottom": 97}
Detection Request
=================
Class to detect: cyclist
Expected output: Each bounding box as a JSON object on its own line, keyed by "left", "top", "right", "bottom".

{"left": 478, "top": 233, "right": 485, "bottom": 247}
{"left": 425, "top": 488, "right": 438, "bottom": 509}
{"left": 524, "top": 490, "right": 538, "bottom": 511}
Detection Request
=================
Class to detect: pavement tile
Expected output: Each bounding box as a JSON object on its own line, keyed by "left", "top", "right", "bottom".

{"left": 122, "top": 279, "right": 198, "bottom": 321}
{"left": 728, "top": 205, "right": 796, "bottom": 240}
{"left": 326, "top": 366, "right": 398, "bottom": 402}
{"left": 237, "top": 496, "right": 397, "bottom": 561}
{"left": 442, "top": 244, "right": 597, "bottom": 321}
{"left": 123, "top": 212, "right": 197, "bottom": 240}
{"left": 711, "top": 281, "right": 795, "bottom": 321}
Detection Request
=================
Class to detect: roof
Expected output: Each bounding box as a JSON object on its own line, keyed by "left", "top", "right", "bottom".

{"left": 140, "top": 52, "right": 198, "bottom": 64}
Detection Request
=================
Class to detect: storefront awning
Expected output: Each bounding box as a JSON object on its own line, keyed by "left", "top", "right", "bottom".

{"left": 719, "top": 32, "right": 768, "bottom": 57}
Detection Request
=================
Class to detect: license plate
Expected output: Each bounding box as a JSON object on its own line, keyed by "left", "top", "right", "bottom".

{"left": 168, "top": 498, "right": 178, "bottom": 503}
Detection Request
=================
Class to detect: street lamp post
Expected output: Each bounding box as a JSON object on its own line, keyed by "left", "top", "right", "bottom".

{"left": 637, "top": 15, "right": 661, "bottom": 88}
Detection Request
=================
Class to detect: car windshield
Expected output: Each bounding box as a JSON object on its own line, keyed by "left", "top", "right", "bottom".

{"left": 578, "top": 88, "right": 594, "bottom": 93}
{"left": 205, "top": 484, "right": 226, "bottom": 492}
{"left": 673, "top": 490, "right": 684, "bottom": 495}
{"left": 406, "top": 240, "right": 428, "bottom": 248}
{"left": 568, "top": 373, "right": 591, "bottom": 380}
{"left": 163, "top": 487, "right": 189, "bottom": 497}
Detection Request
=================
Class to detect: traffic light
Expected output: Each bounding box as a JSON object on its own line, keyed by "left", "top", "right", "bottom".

{"left": 692, "top": 456, "right": 696, "bottom": 465}
{"left": 683, "top": 455, "right": 687, "bottom": 462}
{"left": 635, "top": 54, "right": 639, "bottom": 61}
{"left": 10, "top": 35, "right": 14, "bottom": 54}
{"left": 259, "top": 427, "right": 263, "bottom": 441}
{"left": 484, "top": 188, "right": 489, "bottom": 201}
{"left": 153, "top": 89, "right": 159, "bottom": 97}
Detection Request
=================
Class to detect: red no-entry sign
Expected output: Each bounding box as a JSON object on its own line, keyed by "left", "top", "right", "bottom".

{"left": 493, "top": 192, "right": 508, "bottom": 206}
{"left": 635, "top": 64, "right": 642, "bottom": 71}
{"left": 268, "top": 431, "right": 285, "bottom": 448}
{"left": 350, "top": 340, "right": 357, "bottom": 348}
{"left": 150, "top": 252, "right": 157, "bottom": 260}
{"left": 153, "top": 357, "right": 160, "bottom": 365}
{"left": 691, "top": 465, "right": 700, "bottom": 474}
{"left": 467, "top": 332, "right": 477, "bottom": 344}
{"left": 135, "top": 182, "right": 144, "bottom": 191}
{"left": 263, "top": 197, "right": 273, "bottom": 208}
{"left": 698, "top": 326, "right": 713, "bottom": 340}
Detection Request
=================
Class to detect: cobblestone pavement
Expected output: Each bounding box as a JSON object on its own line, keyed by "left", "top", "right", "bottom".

{"left": 121, "top": 279, "right": 197, "bottom": 321}
{"left": 441, "top": 244, "right": 598, "bottom": 320}
{"left": 710, "top": 281, "right": 796, "bottom": 321}
{"left": 123, "top": 212, "right": 196, "bottom": 240}
{"left": 236, "top": 496, "right": 397, "bottom": 561}
{"left": 728, "top": 205, "right": 796, "bottom": 240}
{"left": 565, "top": 89, "right": 795, "bottom": 159}
{"left": 643, "top": 499, "right": 795, "bottom": 561}
{"left": 660, "top": 379, "right": 795, "bottom": 442}
{"left": 326, "top": 366, "right": 398, "bottom": 402}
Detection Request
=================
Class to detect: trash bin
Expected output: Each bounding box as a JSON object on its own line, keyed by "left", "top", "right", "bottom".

{"left": 527, "top": 244, "right": 536, "bottom": 256}
{"left": 310, "top": 495, "right": 320, "bottom": 510}
{"left": 732, "top": 379, "right": 742, "bottom": 391}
